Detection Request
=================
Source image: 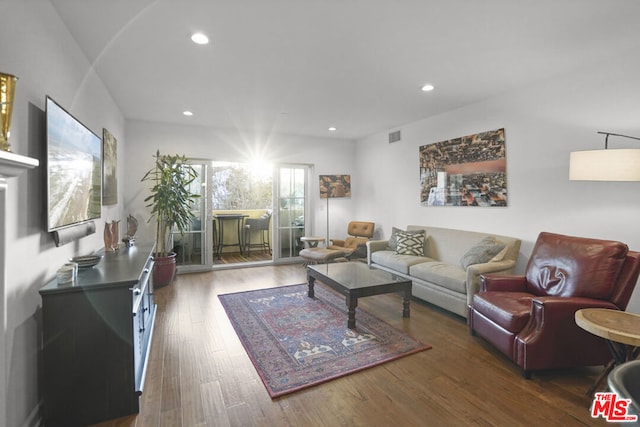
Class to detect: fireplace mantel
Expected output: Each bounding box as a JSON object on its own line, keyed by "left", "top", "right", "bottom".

{"left": 0, "top": 150, "right": 39, "bottom": 178}
{"left": 0, "top": 149, "right": 38, "bottom": 427}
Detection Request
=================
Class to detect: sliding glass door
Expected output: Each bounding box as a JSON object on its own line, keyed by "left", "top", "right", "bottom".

{"left": 173, "top": 161, "right": 212, "bottom": 272}
{"left": 209, "top": 161, "right": 273, "bottom": 266}
{"left": 274, "top": 165, "right": 309, "bottom": 261}
{"left": 173, "top": 160, "right": 310, "bottom": 270}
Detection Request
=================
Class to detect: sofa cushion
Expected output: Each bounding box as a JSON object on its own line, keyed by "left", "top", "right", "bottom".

{"left": 370, "top": 250, "right": 433, "bottom": 275}
{"left": 460, "top": 236, "right": 506, "bottom": 269}
{"left": 410, "top": 262, "right": 467, "bottom": 294}
{"left": 395, "top": 230, "right": 426, "bottom": 256}
{"left": 472, "top": 291, "right": 534, "bottom": 333}
{"left": 389, "top": 227, "right": 425, "bottom": 251}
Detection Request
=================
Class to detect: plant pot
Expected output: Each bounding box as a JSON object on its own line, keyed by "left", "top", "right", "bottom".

{"left": 152, "top": 252, "right": 177, "bottom": 288}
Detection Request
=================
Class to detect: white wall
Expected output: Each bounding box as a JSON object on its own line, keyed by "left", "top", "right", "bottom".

{"left": 1, "top": 2, "right": 125, "bottom": 426}
{"left": 354, "top": 46, "right": 640, "bottom": 312}
{"left": 123, "top": 120, "right": 360, "bottom": 247}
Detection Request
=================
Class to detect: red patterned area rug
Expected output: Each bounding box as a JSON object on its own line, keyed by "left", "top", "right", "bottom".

{"left": 218, "top": 283, "right": 431, "bottom": 398}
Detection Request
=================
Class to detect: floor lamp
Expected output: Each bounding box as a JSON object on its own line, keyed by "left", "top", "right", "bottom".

{"left": 570, "top": 131, "right": 640, "bottom": 181}
{"left": 319, "top": 174, "right": 351, "bottom": 244}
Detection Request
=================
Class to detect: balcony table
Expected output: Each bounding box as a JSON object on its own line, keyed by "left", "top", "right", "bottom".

{"left": 214, "top": 213, "right": 248, "bottom": 259}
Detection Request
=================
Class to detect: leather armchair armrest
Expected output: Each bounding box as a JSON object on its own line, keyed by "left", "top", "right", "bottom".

{"left": 480, "top": 274, "right": 527, "bottom": 292}
{"left": 532, "top": 295, "right": 618, "bottom": 310}
{"left": 528, "top": 296, "right": 619, "bottom": 325}
{"left": 515, "top": 296, "right": 619, "bottom": 369}
{"left": 466, "top": 260, "right": 517, "bottom": 307}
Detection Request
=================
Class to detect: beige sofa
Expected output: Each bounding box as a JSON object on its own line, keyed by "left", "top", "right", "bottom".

{"left": 367, "top": 225, "right": 521, "bottom": 318}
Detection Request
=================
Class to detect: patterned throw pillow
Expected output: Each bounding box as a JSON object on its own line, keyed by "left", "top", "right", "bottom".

{"left": 395, "top": 230, "right": 425, "bottom": 256}
{"left": 388, "top": 227, "right": 424, "bottom": 251}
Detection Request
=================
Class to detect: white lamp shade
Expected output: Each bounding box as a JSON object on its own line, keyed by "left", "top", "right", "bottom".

{"left": 569, "top": 149, "right": 640, "bottom": 181}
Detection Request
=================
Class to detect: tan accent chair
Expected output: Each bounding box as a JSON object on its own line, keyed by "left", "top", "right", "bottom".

{"left": 300, "top": 221, "right": 375, "bottom": 263}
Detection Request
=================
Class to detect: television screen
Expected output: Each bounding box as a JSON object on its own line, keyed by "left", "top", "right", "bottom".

{"left": 46, "top": 96, "right": 102, "bottom": 232}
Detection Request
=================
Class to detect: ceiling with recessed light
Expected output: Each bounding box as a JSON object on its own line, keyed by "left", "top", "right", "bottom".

{"left": 50, "top": 0, "right": 640, "bottom": 140}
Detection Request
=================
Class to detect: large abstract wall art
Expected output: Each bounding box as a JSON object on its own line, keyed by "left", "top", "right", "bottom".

{"left": 419, "top": 128, "right": 507, "bottom": 207}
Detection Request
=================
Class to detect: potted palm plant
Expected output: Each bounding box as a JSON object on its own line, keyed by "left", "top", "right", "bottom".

{"left": 141, "top": 150, "right": 200, "bottom": 287}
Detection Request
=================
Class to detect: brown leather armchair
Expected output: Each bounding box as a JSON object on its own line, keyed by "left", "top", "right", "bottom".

{"left": 299, "top": 221, "right": 375, "bottom": 263}
{"left": 468, "top": 232, "right": 640, "bottom": 378}
{"left": 326, "top": 221, "right": 375, "bottom": 259}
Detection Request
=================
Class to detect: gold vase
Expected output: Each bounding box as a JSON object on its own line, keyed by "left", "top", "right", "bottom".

{"left": 0, "top": 72, "right": 18, "bottom": 152}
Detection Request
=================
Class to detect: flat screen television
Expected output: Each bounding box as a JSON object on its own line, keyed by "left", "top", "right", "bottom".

{"left": 46, "top": 96, "right": 102, "bottom": 232}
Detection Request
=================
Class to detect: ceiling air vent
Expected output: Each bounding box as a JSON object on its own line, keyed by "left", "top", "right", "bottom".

{"left": 388, "top": 130, "right": 401, "bottom": 143}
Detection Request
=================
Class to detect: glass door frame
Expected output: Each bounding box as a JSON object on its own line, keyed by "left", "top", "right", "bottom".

{"left": 174, "top": 160, "right": 312, "bottom": 271}
{"left": 273, "top": 163, "right": 312, "bottom": 264}
{"left": 174, "top": 160, "right": 213, "bottom": 273}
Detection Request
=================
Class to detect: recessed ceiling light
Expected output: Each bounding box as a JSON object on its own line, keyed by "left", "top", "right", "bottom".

{"left": 183, "top": 111, "right": 194, "bottom": 116}
{"left": 421, "top": 83, "right": 435, "bottom": 92}
{"left": 328, "top": 127, "right": 337, "bottom": 132}
{"left": 191, "top": 32, "right": 209, "bottom": 45}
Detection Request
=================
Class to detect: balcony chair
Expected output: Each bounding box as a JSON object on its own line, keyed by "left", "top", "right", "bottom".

{"left": 300, "top": 221, "right": 375, "bottom": 264}
{"left": 468, "top": 232, "right": 640, "bottom": 379}
{"left": 244, "top": 211, "right": 272, "bottom": 254}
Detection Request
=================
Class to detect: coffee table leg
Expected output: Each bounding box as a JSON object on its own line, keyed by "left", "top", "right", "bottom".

{"left": 347, "top": 295, "right": 357, "bottom": 329}
{"left": 307, "top": 275, "right": 315, "bottom": 298}
{"left": 403, "top": 289, "right": 411, "bottom": 318}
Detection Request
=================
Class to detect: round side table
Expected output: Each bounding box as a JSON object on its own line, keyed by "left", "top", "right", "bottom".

{"left": 575, "top": 308, "right": 640, "bottom": 395}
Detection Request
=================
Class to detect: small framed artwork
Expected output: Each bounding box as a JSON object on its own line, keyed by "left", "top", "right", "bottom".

{"left": 320, "top": 174, "right": 351, "bottom": 198}
{"left": 102, "top": 128, "right": 118, "bottom": 205}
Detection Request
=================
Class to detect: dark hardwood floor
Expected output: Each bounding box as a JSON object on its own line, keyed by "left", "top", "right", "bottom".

{"left": 91, "top": 263, "right": 608, "bottom": 426}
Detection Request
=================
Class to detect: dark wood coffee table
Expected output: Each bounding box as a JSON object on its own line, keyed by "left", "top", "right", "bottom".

{"left": 306, "top": 262, "right": 412, "bottom": 329}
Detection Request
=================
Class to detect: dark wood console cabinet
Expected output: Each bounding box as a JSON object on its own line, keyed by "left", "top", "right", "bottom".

{"left": 39, "top": 245, "right": 156, "bottom": 427}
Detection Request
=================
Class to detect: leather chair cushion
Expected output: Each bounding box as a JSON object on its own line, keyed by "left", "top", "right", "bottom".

{"left": 525, "top": 232, "right": 629, "bottom": 299}
{"left": 347, "top": 221, "right": 375, "bottom": 239}
{"left": 299, "top": 248, "right": 346, "bottom": 262}
{"left": 472, "top": 291, "right": 534, "bottom": 333}
{"left": 328, "top": 236, "right": 368, "bottom": 250}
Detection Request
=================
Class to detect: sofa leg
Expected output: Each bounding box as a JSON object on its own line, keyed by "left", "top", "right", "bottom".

{"left": 522, "top": 370, "right": 532, "bottom": 380}
{"left": 469, "top": 328, "right": 476, "bottom": 336}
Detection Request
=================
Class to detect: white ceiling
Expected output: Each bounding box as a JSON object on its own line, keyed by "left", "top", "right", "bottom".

{"left": 50, "top": 0, "right": 640, "bottom": 140}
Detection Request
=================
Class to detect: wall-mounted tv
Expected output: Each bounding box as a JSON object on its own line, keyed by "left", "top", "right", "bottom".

{"left": 46, "top": 96, "right": 102, "bottom": 232}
